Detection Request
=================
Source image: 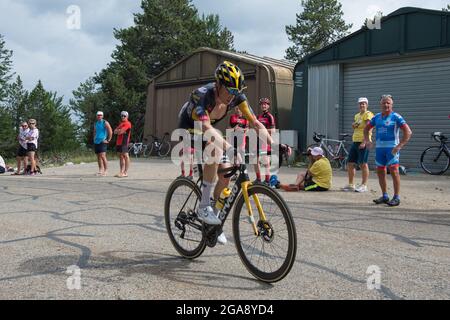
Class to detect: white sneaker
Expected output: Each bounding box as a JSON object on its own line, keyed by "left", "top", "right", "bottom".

{"left": 355, "top": 184, "right": 368, "bottom": 193}
{"left": 197, "top": 206, "right": 221, "bottom": 225}
{"left": 341, "top": 184, "right": 355, "bottom": 192}
{"left": 217, "top": 232, "right": 227, "bottom": 245}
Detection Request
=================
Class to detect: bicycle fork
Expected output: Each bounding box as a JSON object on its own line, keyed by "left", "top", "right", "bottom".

{"left": 241, "top": 181, "right": 268, "bottom": 236}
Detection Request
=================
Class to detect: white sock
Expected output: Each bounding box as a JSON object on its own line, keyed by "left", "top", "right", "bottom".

{"left": 200, "top": 181, "right": 215, "bottom": 209}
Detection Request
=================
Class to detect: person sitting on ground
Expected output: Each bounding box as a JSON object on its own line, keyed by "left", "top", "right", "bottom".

{"left": 0, "top": 155, "right": 6, "bottom": 174}
{"left": 280, "top": 147, "right": 332, "bottom": 192}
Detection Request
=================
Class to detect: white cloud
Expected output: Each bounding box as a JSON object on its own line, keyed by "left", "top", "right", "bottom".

{"left": 1, "top": 0, "right": 448, "bottom": 104}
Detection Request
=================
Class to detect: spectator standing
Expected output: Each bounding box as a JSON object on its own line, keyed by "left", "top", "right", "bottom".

{"left": 364, "top": 95, "right": 412, "bottom": 207}
{"left": 12, "top": 122, "right": 29, "bottom": 175}
{"left": 254, "top": 98, "right": 276, "bottom": 185}
{"left": 93, "top": 111, "right": 113, "bottom": 176}
{"left": 25, "top": 119, "right": 39, "bottom": 176}
{"left": 342, "top": 97, "right": 374, "bottom": 192}
{"left": 114, "top": 111, "right": 132, "bottom": 178}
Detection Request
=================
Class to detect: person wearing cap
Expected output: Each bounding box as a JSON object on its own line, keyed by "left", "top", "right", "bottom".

{"left": 342, "top": 97, "right": 374, "bottom": 193}
{"left": 114, "top": 111, "right": 132, "bottom": 178}
{"left": 280, "top": 147, "right": 332, "bottom": 192}
{"left": 93, "top": 111, "right": 113, "bottom": 176}
{"left": 254, "top": 97, "right": 276, "bottom": 185}
{"left": 25, "top": 119, "right": 39, "bottom": 175}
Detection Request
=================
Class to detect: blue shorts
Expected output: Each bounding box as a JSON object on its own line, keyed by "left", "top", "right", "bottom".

{"left": 348, "top": 143, "right": 370, "bottom": 164}
{"left": 376, "top": 148, "right": 400, "bottom": 169}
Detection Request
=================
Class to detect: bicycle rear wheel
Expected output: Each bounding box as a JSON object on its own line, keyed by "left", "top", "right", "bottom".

{"left": 232, "top": 184, "right": 297, "bottom": 283}
{"left": 420, "top": 146, "right": 450, "bottom": 175}
{"left": 164, "top": 178, "right": 206, "bottom": 259}
{"left": 158, "top": 141, "right": 172, "bottom": 157}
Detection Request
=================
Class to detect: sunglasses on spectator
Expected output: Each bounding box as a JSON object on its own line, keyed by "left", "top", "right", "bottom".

{"left": 381, "top": 94, "right": 393, "bottom": 99}
{"left": 121, "top": 115, "right": 127, "bottom": 118}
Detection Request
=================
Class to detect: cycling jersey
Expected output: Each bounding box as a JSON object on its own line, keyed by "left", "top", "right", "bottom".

{"left": 229, "top": 114, "right": 249, "bottom": 129}
{"left": 115, "top": 120, "right": 132, "bottom": 147}
{"left": 178, "top": 82, "right": 255, "bottom": 131}
{"left": 257, "top": 111, "right": 276, "bottom": 130}
{"left": 368, "top": 112, "right": 407, "bottom": 148}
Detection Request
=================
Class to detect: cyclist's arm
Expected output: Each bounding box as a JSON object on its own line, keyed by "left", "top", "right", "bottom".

{"left": 201, "top": 118, "right": 232, "bottom": 152}
{"left": 237, "top": 100, "right": 273, "bottom": 145}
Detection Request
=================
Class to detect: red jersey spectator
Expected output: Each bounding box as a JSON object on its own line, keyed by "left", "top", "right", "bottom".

{"left": 114, "top": 111, "right": 132, "bottom": 178}
{"left": 254, "top": 98, "right": 276, "bottom": 185}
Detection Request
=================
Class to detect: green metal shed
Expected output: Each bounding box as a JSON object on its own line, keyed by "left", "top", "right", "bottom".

{"left": 292, "top": 7, "right": 450, "bottom": 169}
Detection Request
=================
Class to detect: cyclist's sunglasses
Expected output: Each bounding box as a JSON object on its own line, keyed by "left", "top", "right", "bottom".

{"left": 226, "top": 87, "right": 241, "bottom": 97}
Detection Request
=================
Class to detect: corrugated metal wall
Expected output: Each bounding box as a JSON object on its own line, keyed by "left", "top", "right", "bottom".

{"left": 342, "top": 53, "right": 450, "bottom": 169}
{"left": 307, "top": 64, "right": 341, "bottom": 146}
{"left": 144, "top": 49, "right": 294, "bottom": 140}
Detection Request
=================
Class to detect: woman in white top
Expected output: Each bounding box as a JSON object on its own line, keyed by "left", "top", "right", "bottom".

{"left": 12, "top": 122, "right": 30, "bottom": 175}
{"left": 25, "top": 119, "right": 39, "bottom": 175}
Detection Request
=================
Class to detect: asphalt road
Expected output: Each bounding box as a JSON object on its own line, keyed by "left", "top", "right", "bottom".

{"left": 0, "top": 159, "right": 449, "bottom": 300}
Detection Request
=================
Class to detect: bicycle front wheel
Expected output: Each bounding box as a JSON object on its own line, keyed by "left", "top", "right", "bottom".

{"left": 420, "top": 146, "right": 450, "bottom": 175}
{"left": 158, "top": 141, "right": 172, "bottom": 158}
{"left": 164, "top": 178, "right": 206, "bottom": 259}
{"left": 232, "top": 184, "right": 297, "bottom": 283}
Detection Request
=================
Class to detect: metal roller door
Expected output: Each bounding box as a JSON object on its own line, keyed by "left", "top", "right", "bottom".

{"left": 342, "top": 53, "right": 450, "bottom": 169}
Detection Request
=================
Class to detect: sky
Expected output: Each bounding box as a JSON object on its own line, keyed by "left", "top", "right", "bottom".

{"left": 0, "top": 0, "right": 449, "bottom": 104}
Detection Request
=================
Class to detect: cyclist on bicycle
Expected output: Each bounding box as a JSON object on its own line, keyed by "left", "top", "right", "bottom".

{"left": 177, "top": 61, "right": 273, "bottom": 230}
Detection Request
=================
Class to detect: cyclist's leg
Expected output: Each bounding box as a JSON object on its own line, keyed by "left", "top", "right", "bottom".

{"left": 376, "top": 148, "right": 389, "bottom": 194}
{"left": 214, "top": 154, "right": 232, "bottom": 200}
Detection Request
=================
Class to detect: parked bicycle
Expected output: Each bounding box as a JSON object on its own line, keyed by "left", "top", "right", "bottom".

{"left": 146, "top": 133, "right": 172, "bottom": 158}
{"left": 128, "top": 141, "right": 150, "bottom": 158}
{"left": 164, "top": 158, "right": 297, "bottom": 283}
{"left": 308, "top": 132, "right": 350, "bottom": 170}
{"left": 420, "top": 132, "right": 449, "bottom": 175}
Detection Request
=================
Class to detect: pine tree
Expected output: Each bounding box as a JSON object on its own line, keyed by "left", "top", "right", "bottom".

{"left": 70, "top": 77, "right": 104, "bottom": 145}
{"left": 285, "top": 0, "right": 353, "bottom": 61}
{"left": 25, "top": 81, "right": 79, "bottom": 153}
{"left": 0, "top": 34, "right": 14, "bottom": 103}
{"left": 5, "top": 76, "right": 27, "bottom": 130}
{"left": 84, "top": 0, "right": 235, "bottom": 142}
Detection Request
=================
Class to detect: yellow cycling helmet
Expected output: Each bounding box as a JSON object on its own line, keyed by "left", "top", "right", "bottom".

{"left": 215, "top": 61, "right": 246, "bottom": 95}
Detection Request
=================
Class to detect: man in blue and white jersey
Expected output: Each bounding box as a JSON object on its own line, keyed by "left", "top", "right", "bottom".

{"left": 363, "top": 95, "right": 412, "bottom": 207}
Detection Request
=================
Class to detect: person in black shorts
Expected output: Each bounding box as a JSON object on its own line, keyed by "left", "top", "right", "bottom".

{"left": 13, "top": 122, "right": 29, "bottom": 175}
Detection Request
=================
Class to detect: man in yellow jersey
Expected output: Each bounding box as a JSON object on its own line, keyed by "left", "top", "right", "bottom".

{"left": 342, "top": 97, "right": 374, "bottom": 193}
